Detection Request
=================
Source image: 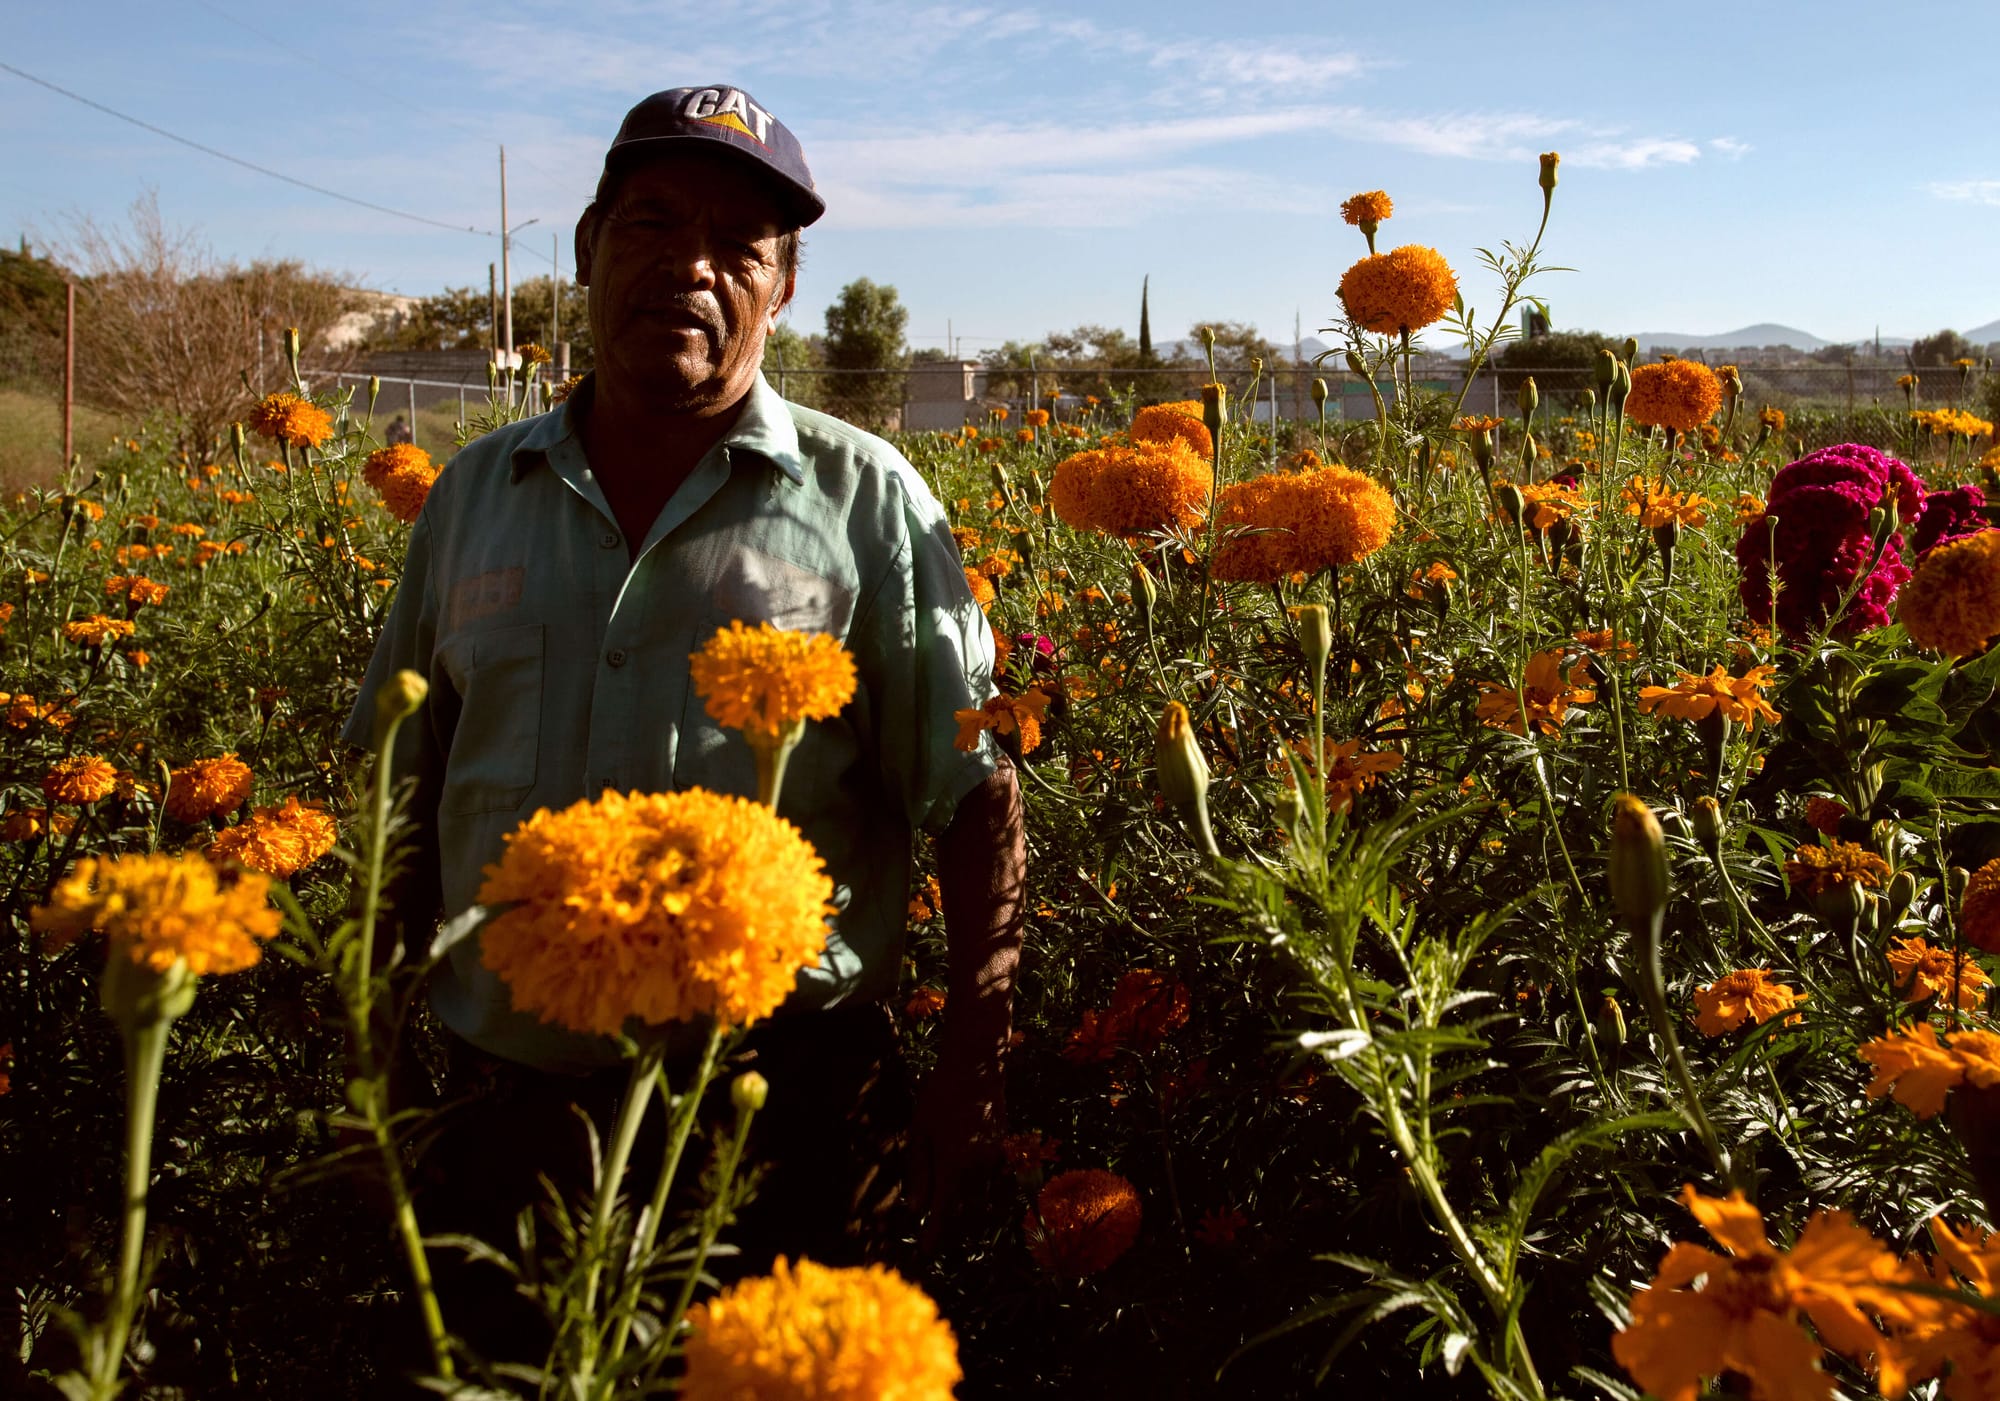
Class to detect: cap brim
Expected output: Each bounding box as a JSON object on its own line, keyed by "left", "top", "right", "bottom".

{"left": 604, "top": 135, "right": 825, "bottom": 228}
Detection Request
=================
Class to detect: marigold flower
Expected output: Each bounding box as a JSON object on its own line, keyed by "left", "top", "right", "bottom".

{"left": 1759, "top": 407, "right": 1787, "bottom": 433}
{"left": 1899, "top": 529, "right": 2000, "bottom": 657}
{"left": 1339, "top": 189, "right": 1393, "bottom": 227}
{"left": 1025, "top": 408, "right": 1050, "bottom": 428}
{"left": 1573, "top": 628, "right": 1637, "bottom": 661}
{"left": 1104, "top": 968, "right": 1190, "bottom": 1049}
{"left": 1062, "top": 1008, "right": 1120, "bottom": 1064}
{"left": 166, "top": 754, "right": 255, "bottom": 824}
{"left": 1027, "top": 1169, "right": 1143, "bottom": 1276}
{"left": 106, "top": 574, "right": 169, "bottom": 606}
{"left": 1452, "top": 414, "right": 1504, "bottom": 434}
{"left": 1626, "top": 360, "right": 1724, "bottom": 434}
{"left": 690, "top": 621, "right": 858, "bottom": 751}
{"left": 1612, "top": 1184, "right": 1915, "bottom": 1401}
{"left": 1129, "top": 403, "right": 1213, "bottom": 459}
{"left": 1803, "top": 796, "right": 1847, "bottom": 836}
{"left": 42, "top": 755, "right": 119, "bottom": 806}
{"left": 208, "top": 795, "right": 338, "bottom": 878}
{"left": 1691, "top": 968, "right": 1806, "bottom": 1036}
{"left": 1887, "top": 936, "right": 1991, "bottom": 1009}
{"left": 953, "top": 687, "right": 1051, "bottom": 757}
{"left": 246, "top": 392, "right": 334, "bottom": 449}
{"left": 1961, "top": 857, "right": 2000, "bottom": 954}
{"left": 1859, "top": 1022, "right": 1972, "bottom": 1118}
{"left": 1784, "top": 840, "right": 1890, "bottom": 898}
{"left": 964, "top": 569, "right": 996, "bottom": 608}
{"left": 33, "top": 851, "right": 280, "bottom": 976}
{"left": 904, "top": 985, "right": 947, "bottom": 1020}
{"left": 516, "top": 342, "right": 552, "bottom": 367}
{"left": 1, "top": 807, "right": 74, "bottom": 842}
{"left": 550, "top": 373, "right": 584, "bottom": 404}
{"left": 1211, "top": 465, "right": 1396, "bottom": 583}
{"left": 1622, "top": 477, "right": 1710, "bottom": 529}
{"left": 477, "top": 788, "right": 834, "bottom": 1034}
{"left": 1337, "top": 245, "right": 1458, "bottom": 336}
{"left": 62, "top": 614, "right": 135, "bottom": 646}
{"left": 1285, "top": 737, "right": 1403, "bottom": 812}
{"left": 1518, "top": 480, "right": 1589, "bottom": 533}
{"left": 1913, "top": 408, "right": 1995, "bottom": 439}
{"left": 1475, "top": 650, "right": 1593, "bottom": 735}
{"left": 682, "top": 1257, "right": 961, "bottom": 1401}
{"left": 361, "top": 443, "right": 439, "bottom": 524}
{"left": 1635, "top": 664, "right": 1782, "bottom": 730}
{"left": 1048, "top": 440, "right": 1212, "bottom": 538}
{"left": 1195, "top": 1207, "right": 1248, "bottom": 1247}
{"left": 1887, "top": 1218, "right": 2000, "bottom": 1397}
{"left": 1003, "top": 1131, "right": 1061, "bottom": 1175}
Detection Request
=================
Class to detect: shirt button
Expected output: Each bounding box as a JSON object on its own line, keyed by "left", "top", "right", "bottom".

{"left": 600, "top": 530, "right": 621, "bottom": 549}
{"left": 606, "top": 648, "right": 628, "bottom": 668}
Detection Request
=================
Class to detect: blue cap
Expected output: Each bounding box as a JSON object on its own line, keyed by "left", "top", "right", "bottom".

{"left": 604, "top": 86, "right": 825, "bottom": 228}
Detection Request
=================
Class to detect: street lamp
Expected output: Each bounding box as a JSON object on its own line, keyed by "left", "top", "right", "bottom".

{"left": 502, "top": 215, "right": 539, "bottom": 371}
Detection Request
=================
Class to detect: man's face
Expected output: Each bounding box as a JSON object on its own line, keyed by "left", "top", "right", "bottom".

{"left": 575, "top": 149, "right": 795, "bottom": 414}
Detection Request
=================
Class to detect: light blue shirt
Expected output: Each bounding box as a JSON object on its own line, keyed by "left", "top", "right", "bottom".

{"left": 345, "top": 373, "right": 999, "bottom": 1070}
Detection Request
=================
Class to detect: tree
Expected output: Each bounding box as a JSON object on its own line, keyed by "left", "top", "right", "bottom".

{"left": 1138, "top": 276, "right": 1153, "bottom": 366}
{"left": 1909, "top": 328, "right": 1975, "bottom": 368}
{"left": 822, "top": 278, "right": 908, "bottom": 430}
{"left": 1493, "top": 328, "right": 1620, "bottom": 405}
{"left": 761, "top": 318, "right": 826, "bottom": 411}
{"left": 0, "top": 243, "right": 75, "bottom": 389}
{"left": 369, "top": 276, "right": 591, "bottom": 363}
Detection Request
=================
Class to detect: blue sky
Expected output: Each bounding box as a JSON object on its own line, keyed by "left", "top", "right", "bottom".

{"left": 7, "top": 1, "right": 1999, "bottom": 355}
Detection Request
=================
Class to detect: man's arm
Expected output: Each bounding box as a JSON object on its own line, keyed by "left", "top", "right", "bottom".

{"left": 906, "top": 760, "right": 1026, "bottom": 1236}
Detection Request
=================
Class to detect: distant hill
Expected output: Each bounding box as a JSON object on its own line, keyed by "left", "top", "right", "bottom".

{"left": 1633, "top": 324, "right": 1829, "bottom": 352}
{"left": 1965, "top": 318, "right": 2000, "bottom": 344}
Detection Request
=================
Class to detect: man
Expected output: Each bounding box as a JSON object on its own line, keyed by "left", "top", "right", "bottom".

{"left": 345, "top": 85, "right": 1024, "bottom": 1272}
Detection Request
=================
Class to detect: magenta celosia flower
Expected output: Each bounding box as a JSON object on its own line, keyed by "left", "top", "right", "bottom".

{"left": 1737, "top": 443, "right": 1925, "bottom": 638}
{"left": 1912, "top": 483, "right": 1988, "bottom": 557}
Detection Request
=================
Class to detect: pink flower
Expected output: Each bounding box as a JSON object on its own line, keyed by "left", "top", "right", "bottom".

{"left": 1913, "top": 483, "right": 1988, "bottom": 556}
{"left": 1736, "top": 443, "right": 1925, "bottom": 638}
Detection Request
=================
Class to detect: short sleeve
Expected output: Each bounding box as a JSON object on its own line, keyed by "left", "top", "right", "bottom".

{"left": 854, "top": 481, "right": 1000, "bottom": 835}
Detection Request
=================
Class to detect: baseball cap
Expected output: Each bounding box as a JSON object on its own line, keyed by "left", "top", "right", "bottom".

{"left": 603, "top": 86, "right": 825, "bottom": 228}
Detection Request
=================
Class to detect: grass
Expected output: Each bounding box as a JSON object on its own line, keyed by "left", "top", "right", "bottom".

{"left": 0, "top": 385, "right": 123, "bottom": 496}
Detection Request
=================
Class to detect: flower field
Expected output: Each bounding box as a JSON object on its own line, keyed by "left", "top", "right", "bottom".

{"left": 9, "top": 163, "right": 2000, "bottom": 1398}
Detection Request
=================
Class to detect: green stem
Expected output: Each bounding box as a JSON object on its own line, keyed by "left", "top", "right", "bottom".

{"left": 1638, "top": 909, "right": 1732, "bottom": 1184}
{"left": 90, "top": 1016, "right": 169, "bottom": 1399}
{"left": 656, "top": 1077, "right": 756, "bottom": 1358}
{"left": 583, "top": 1041, "right": 670, "bottom": 1323}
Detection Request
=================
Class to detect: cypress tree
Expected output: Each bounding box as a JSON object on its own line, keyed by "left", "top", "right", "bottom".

{"left": 1138, "top": 274, "right": 1153, "bottom": 367}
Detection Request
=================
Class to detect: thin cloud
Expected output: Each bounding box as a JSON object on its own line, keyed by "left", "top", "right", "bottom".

{"left": 1929, "top": 179, "right": 2000, "bottom": 206}
{"left": 1709, "top": 136, "right": 1751, "bottom": 159}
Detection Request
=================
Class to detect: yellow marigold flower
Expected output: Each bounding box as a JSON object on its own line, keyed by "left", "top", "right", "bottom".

{"left": 1962, "top": 857, "right": 2000, "bottom": 955}
{"left": 1691, "top": 968, "right": 1805, "bottom": 1036}
{"left": 106, "top": 574, "right": 169, "bottom": 606}
{"left": 1130, "top": 403, "right": 1213, "bottom": 459}
{"left": 1625, "top": 360, "right": 1724, "bottom": 434}
{"left": 246, "top": 392, "right": 334, "bottom": 450}
{"left": 1211, "top": 465, "right": 1396, "bottom": 583}
{"left": 33, "top": 852, "right": 280, "bottom": 976}
{"left": 1887, "top": 936, "right": 1991, "bottom": 1009}
{"left": 1518, "top": 480, "right": 1589, "bottom": 533}
{"left": 166, "top": 754, "right": 255, "bottom": 824}
{"left": 2, "top": 807, "right": 70, "bottom": 842}
{"left": 1759, "top": 407, "right": 1786, "bottom": 433}
{"left": 1574, "top": 628, "right": 1637, "bottom": 661}
{"left": 1048, "top": 440, "right": 1211, "bottom": 538}
{"left": 515, "top": 342, "right": 552, "bottom": 367}
{"left": 1785, "top": 840, "right": 1890, "bottom": 898}
{"left": 1475, "top": 650, "right": 1594, "bottom": 735}
{"left": 208, "top": 795, "right": 338, "bottom": 878}
{"left": 1613, "top": 1184, "right": 1915, "bottom": 1401}
{"left": 42, "top": 755, "right": 119, "bottom": 806}
{"left": 1912, "top": 408, "right": 1995, "bottom": 439}
{"left": 1339, "top": 189, "right": 1393, "bottom": 227}
{"left": 1452, "top": 414, "right": 1504, "bottom": 434}
{"left": 1026, "top": 1169, "right": 1143, "bottom": 1276}
{"left": 1337, "top": 245, "right": 1458, "bottom": 336}
{"left": 1025, "top": 408, "right": 1050, "bottom": 428}
{"left": 361, "top": 443, "right": 439, "bottom": 525}
{"left": 550, "top": 373, "right": 584, "bottom": 404}
{"left": 1407, "top": 561, "right": 1458, "bottom": 597}
{"left": 476, "top": 789, "right": 834, "bottom": 1034}
{"left": 1900, "top": 530, "right": 2000, "bottom": 658}
{"left": 683, "top": 1257, "right": 961, "bottom": 1401}
{"left": 62, "top": 614, "right": 135, "bottom": 646}
{"left": 1635, "top": 664, "right": 1782, "bottom": 731}
{"left": 690, "top": 621, "right": 858, "bottom": 751}
{"left": 954, "top": 687, "right": 1051, "bottom": 757}
{"left": 964, "top": 569, "right": 996, "bottom": 608}
{"left": 1318, "top": 738, "right": 1402, "bottom": 813}
{"left": 1733, "top": 492, "right": 1766, "bottom": 527}
{"left": 1622, "top": 477, "right": 1710, "bottom": 529}
{"left": 1860, "top": 1022, "right": 1971, "bottom": 1118}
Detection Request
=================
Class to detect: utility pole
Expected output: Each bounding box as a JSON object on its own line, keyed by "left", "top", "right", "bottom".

{"left": 63, "top": 280, "right": 75, "bottom": 473}
{"left": 499, "top": 145, "right": 513, "bottom": 362}
{"left": 550, "top": 230, "right": 560, "bottom": 361}
{"left": 488, "top": 263, "right": 499, "bottom": 354}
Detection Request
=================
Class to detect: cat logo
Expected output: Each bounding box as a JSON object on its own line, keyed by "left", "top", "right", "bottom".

{"left": 680, "top": 88, "right": 774, "bottom": 146}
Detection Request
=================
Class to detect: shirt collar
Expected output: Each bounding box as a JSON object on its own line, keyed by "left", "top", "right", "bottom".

{"left": 507, "top": 372, "right": 804, "bottom": 486}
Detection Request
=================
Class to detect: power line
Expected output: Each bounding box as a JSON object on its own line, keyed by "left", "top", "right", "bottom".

{"left": 0, "top": 59, "right": 497, "bottom": 237}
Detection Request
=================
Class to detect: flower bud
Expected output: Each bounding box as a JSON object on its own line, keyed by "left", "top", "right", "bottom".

{"left": 1952, "top": 866, "right": 1973, "bottom": 902}
{"left": 101, "top": 951, "right": 198, "bottom": 1035}
{"left": 1345, "top": 349, "right": 1368, "bottom": 379}
{"left": 1294, "top": 604, "right": 1332, "bottom": 679}
{"left": 230, "top": 422, "right": 247, "bottom": 457}
{"left": 1250, "top": 356, "right": 1263, "bottom": 376}
{"left": 283, "top": 325, "right": 301, "bottom": 371}
{"left": 989, "top": 460, "right": 1011, "bottom": 497}
{"left": 1582, "top": 388, "right": 1597, "bottom": 413}
{"left": 1497, "top": 482, "right": 1526, "bottom": 526}
{"left": 1201, "top": 382, "right": 1227, "bottom": 437}
{"left": 1594, "top": 349, "right": 1619, "bottom": 391}
{"left": 1200, "top": 326, "right": 1217, "bottom": 351}
{"left": 1691, "top": 796, "right": 1726, "bottom": 850}
{"left": 1609, "top": 794, "right": 1669, "bottom": 934}
{"left": 1620, "top": 337, "right": 1640, "bottom": 367}
{"left": 1886, "top": 869, "right": 1919, "bottom": 920}
{"left": 1310, "top": 377, "right": 1329, "bottom": 410}
{"left": 1154, "top": 702, "right": 1210, "bottom": 809}
{"left": 1518, "top": 376, "right": 1539, "bottom": 419}
{"left": 1538, "top": 151, "right": 1560, "bottom": 193}
{"left": 1471, "top": 428, "right": 1496, "bottom": 473}
{"left": 731, "top": 1069, "right": 769, "bottom": 1113}
{"left": 1719, "top": 365, "right": 1742, "bottom": 397}
{"left": 1598, "top": 991, "right": 1627, "bottom": 1046}
{"left": 1131, "top": 559, "right": 1157, "bottom": 620}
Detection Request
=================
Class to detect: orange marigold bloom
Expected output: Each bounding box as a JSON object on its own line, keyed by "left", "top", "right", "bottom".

{"left": 42, "top": 755, "right": 119, "bottom": 806}
{"left": 106, "top": 574, "right": 169, "bottom": 606}
{"left": 166, "top": 754, "right": 255, "bottom": 824}
{"left": 904, "top": 985, "right": 947, "bottom": 1020}
{"left": 1859, "top": 1022, "right": 1972, "bottom": 1118}
{"left": 1518, "top": 480, "right": 1588, "bottom": 533}
{"left": 689, "top": 621, "right": 858, "bottom": 751}
{"left": 549, "top": 374, "right": 584, "bottom": 404}
{"left": 1211, "top": 465, "right": 1396, "bottom": 583}
{"left": 1048, "top": 440, "right": 1211, "bottom": 538}
{"left": 964, "top": 568, "right": 996, "bottom": 608}
{"left": 1289, "top": 737, "right": 1403, "bottom": 813}
{"left": 1785, "top": 840, "right": 1890, "bottom": 898}
{"left": 1622, "top": 477, "right": 1710, "bottom": 528}
{"left": 62, "top": 614, "right": 135, "bottom": 646}
{"left": 362, "top": 443, "right": 439, "bottom": 525}
{"left": 1130, "top": 402, "right": 1214, "bottom": 459}
{"left": 1899, "top": 529, "right": 2000, "bottom": 658}
{"left": 1027, "top": 1169, "right": 1143, "bottom": 1276}
{"left": 1804, "top": 796, "right": 1847, "bottom": 836}
{"left": 1475, "top": 650, "right": 1594, "bottom": 735}
{"left": 1613, "top": 1185, "right": 1915, "bottom": 1401}
{"left": 1104, "top": 968, "right": 1190, "bottom": 1049}
{"left": 1963, "top": 857, "right": 2000, "bottom": 954}
{"left": 954, "top": 687, "right": 1051, "bottom": 757}
{"left": 477, "top": 788, "right": 835, "bottom": 1034}
{"left": 208, "top": 795, "right": 338, "bottom": 878}
{"left": 1759, "top": 407, "right": 1787, "bottom": 433}
{"left": 1887, "top": 936, "right": 1991, "bottom": 1009}
{"left": 246, "top": 392, "right": 334, "bottom": 449}
{"left": 1337, "top": 245, "right": 1458, "bottom": 336}
{"left": 1339, "top": 190, "right": 1393, "bottom": 227}
{"left": 1, "top": 807, "right": 74, "bottom": 842}
{"left": 1691, "top": 968, "right": 1806, "bottom": 1036}
{"left": 1884, "top": 1218, "right": 2000, "bottom": 1398}
{"left": 1574, "top": 628, "right": 1638, "bottom": 661}
{"left": 1636, "top": 664, "right": 1782, "bottom": 730}
{"left": 1626, "top": 360, "right": 1725, "bottom": 434}
{"left": 1452, "top": 414, "right": 1504, "bottom": 434}
{"left": 35, "top": 852, "right": 280, "bottom": 976}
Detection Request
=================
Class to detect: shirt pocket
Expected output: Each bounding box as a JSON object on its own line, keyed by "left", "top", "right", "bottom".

{"left": 438, "top": 622, "right": 544, "bottom": 814}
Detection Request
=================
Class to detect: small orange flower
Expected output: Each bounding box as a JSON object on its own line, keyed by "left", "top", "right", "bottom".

{"left": 1475, "top": 650, "right": 1594, "bottom": 735}
{"left": 954, "top": 688, "right": 1051, "bottom": 756}
{"left": 1636, "top": 664, "right": 1781, "bottom": 731}
{"left": 1785, "top": 841, "right": 1890, "bottom": 898}
{"left": 1887, "top": 936, "right": 1991, "bottom": 1009}
{"left": 1104, "top": 968, "right": 1190, "bottom": 1049}
{"left": 904, "top": 986, "right": 947, "bottom": 1020}
{"left": 1804, "top": 796, "right": 1847, "bottom": 836}
{"left": 166, "top": 755, "right": 255, "bottom": 824}
{"left": 42, "top": 756, "right": 120, "bottom": 806}
{"left": 1691, "top": 968, "right": 1806, "bottom": 1036}
{"left": 1859, "top": 1022, "right": 1972, "bottom": 1118}
{"left": 1026, "top": 1169, "right": 1142, "bottom": 1276}
{"left": 1339, "top": 190, "right": 1393, "bottom": 227}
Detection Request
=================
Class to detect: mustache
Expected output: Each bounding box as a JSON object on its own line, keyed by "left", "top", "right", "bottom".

{"left": 633, "top": 293, "right": 724, "bottom": 335}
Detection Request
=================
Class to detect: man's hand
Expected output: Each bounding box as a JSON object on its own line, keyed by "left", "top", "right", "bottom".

{"left": 906, "top": 1045, "right": 1005, "bottom": 1248}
